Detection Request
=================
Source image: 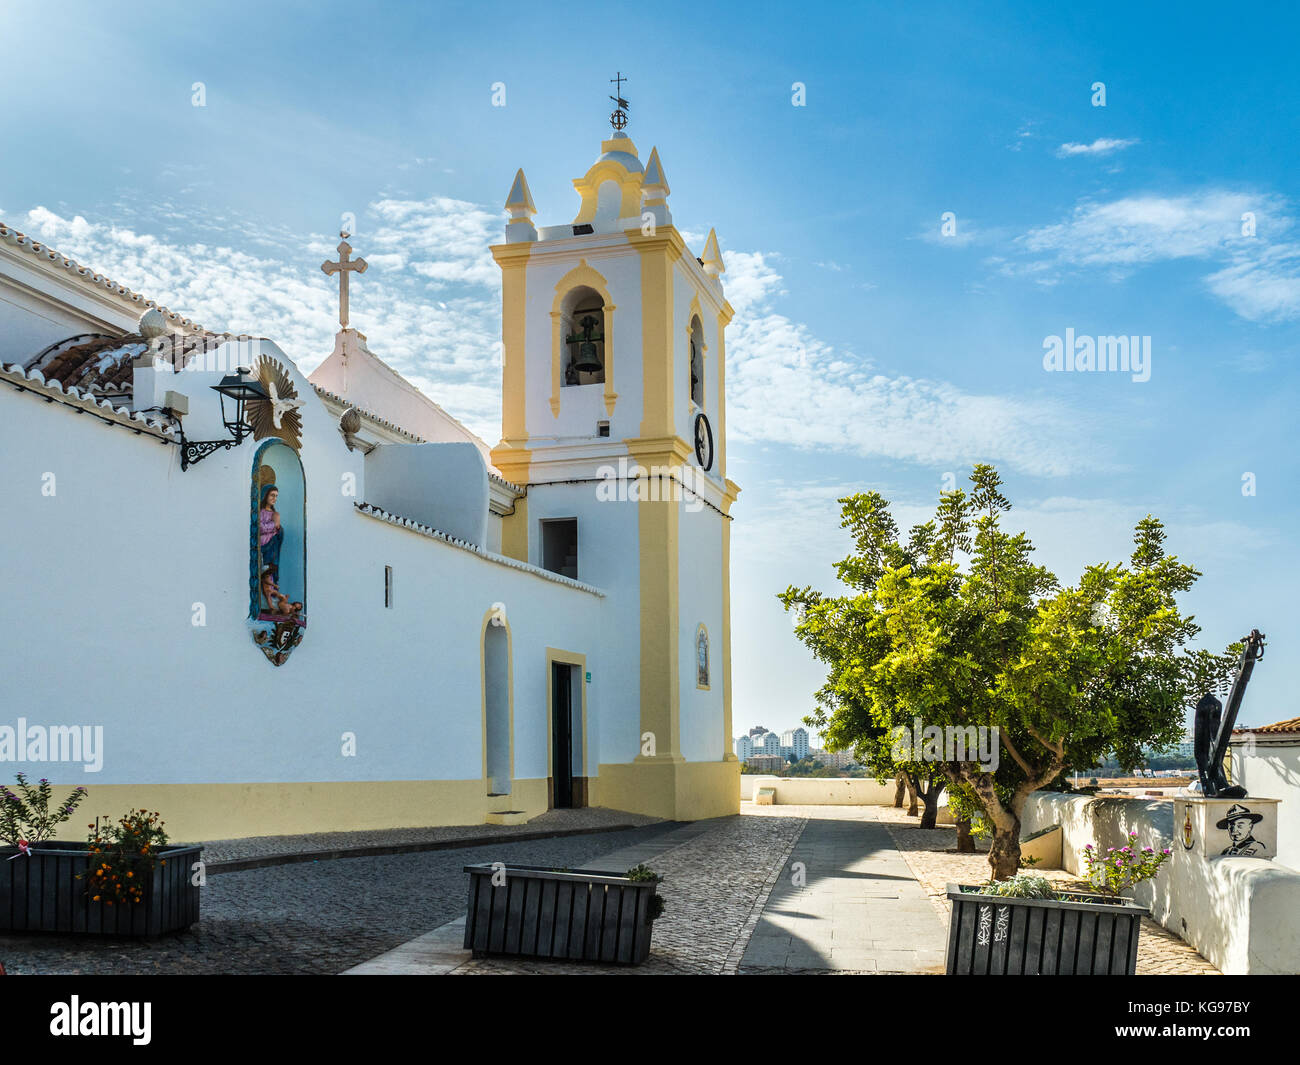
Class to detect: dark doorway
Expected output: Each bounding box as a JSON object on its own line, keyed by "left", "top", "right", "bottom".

{"left": 551, "top": 662, "right": 574, "bottom": 808}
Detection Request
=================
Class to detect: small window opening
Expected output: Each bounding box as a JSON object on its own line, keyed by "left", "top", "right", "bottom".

{"left": 384, "top": 565, "right": 393, "bottom": 608}
{"left": 541, "top": 519, "right": 578, "bottom": 579}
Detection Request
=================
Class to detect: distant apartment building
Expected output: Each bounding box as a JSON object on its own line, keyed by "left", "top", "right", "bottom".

{"left": 760, "top": 732, "right": 782, "bottom": 756}
{"left": 735, "top": 734, "right": 755, "bottom": 760}
{"left": 815, "top": 748, "right": 856, "bottom": 769}
{"left": 782, "top": 728, "right": 810, "bottom": 761}
{"left": 748, "top": 726, "right": 769, "bottom": 739}
{"left": 748, "top": 755, "right": 787, "bottom": 773}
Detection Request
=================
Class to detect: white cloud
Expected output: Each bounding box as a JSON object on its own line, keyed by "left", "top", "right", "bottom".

{"left": 723, "top": 251, "right": 1091, "bottom": 477}
{"left": 1204, "top": 242, "right": 1300, "bottom": 322}
{"left": 1055, "top": 137, "right": 1139, "bottom": 158}
{"left": 1016, "top": 191, "right": 1274, "bottom": 268}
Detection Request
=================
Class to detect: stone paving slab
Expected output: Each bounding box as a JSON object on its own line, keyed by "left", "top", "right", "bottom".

{"left": 738, "top": 806, "right": 946, "bottom": 974}
{"left": 873, "top": 804, "right": 1220, "bottom": 975}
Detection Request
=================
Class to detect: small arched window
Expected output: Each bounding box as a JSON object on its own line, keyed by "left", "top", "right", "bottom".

{"left": 561, "top": 286, "right": 606, "bottom": 386}
{"left": 689, "top": 316, "right": 705, "bottom": 408}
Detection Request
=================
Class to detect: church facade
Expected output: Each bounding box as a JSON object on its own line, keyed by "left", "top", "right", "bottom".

{"left": 0, "top": 126, "right": 741, "bottom": 840}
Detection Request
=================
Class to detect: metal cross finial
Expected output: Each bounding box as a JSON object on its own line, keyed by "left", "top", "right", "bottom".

{"left": 321, "top": 231, "right": 368, "bottom": 330}
{"left": 609, "top": 72, "right": 629, "bottom": 131}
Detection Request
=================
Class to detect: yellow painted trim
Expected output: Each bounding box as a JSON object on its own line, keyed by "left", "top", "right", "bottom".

{"left": 721, "top": 516, "right": 736, "bottom": 761}
{"left": 480, "top": 608, "right": 516, "bottom": 801}
{"left": 549, "top": 260, "right": 617, "bottom": 418}
{"left": 572, "top": 160, "right": 645, "bottom": 225}
{"left": 716, "top": 312, "right": 727, "bottom": 478}
{"left": 491, "top": 242, "right": 532, "bottom": 449}
{"left": 545, "top": 647, "right": 590, "bottom": 800}
{"left": 636, "top": 467, "right": 681, "bottom": 761}
{"left": 35, "top": 779, "right": 553, "bottom": 842}
{"left": 695, "top": 623, "right": 711, "bottom": 690}
{"left": 593, "top": 759, "right": 739, "bottom": 821}
{"left": 633, "top": 236, "right": 680, "bottom": 441}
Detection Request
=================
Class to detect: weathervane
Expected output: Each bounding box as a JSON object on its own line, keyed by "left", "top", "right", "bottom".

{"left": 609, "top": 72, "right": 629, "bottom": 131}
{"left": 321, "top": 231, "right": 368, "bottom": 331}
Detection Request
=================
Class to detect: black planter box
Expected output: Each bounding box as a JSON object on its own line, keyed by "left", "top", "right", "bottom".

{"left": 463, "top": 863, "right": 661, "bottom": 965}
{"left": 945, "top": 883, "right": 1148, "bottom": 975}
{"left": 0, "top": 841, "right": 202, "bottom": 937}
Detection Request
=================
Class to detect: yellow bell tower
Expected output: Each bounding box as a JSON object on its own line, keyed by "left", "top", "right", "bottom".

{"left": 488, "top": 88, "right": 740, "bottom": 820}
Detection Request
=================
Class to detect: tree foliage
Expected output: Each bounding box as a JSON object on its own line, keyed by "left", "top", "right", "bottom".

{"left": 780, "top": 465, "right": 1238, "bottom": 878}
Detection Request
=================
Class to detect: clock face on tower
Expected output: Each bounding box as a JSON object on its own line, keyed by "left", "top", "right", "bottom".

{"left": 693, "top": 413, "right": 714, "bottom": 471}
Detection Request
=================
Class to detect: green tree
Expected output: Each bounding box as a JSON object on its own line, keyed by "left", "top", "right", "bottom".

{"left": 780, "top": 465, "right": 1236, "bottom": 879}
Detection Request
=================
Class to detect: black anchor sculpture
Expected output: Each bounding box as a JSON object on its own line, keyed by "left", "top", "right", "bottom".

{"left": 1195, "top": 629, "right": 1266, "bottom": 798}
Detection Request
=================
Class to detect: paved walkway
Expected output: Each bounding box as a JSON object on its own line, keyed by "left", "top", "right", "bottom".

{"left": 347, "top": 805, "right": 947, "bottom": 975}
{"left": 738, "top": 807, "right": 947, "bottom": 973}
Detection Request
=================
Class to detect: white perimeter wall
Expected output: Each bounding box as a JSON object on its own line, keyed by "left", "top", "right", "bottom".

{"left": 0, "top": 351, "right": 605, "bottom": 789}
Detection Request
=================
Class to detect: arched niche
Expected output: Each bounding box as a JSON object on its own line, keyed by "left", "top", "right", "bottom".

{"left": 248, "top": 439, "right": 306, "bottom": 665}
{"left": 549, "top": 260, "right": 617, "bottom": 416}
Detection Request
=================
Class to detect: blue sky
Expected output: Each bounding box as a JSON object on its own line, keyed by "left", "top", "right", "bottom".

{"left": 4, "top": 0, "right": 1297, "bottom": 740}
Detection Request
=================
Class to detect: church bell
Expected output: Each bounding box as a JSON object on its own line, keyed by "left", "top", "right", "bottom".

{"left": 568, "top": 314, "right": 604, "bottom": 374}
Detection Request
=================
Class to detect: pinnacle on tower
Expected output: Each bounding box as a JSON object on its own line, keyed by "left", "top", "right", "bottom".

{"left": 701, "top": 228, "right": 725, "bottom": 278}
{"left": 642, "top": 147, "right": 670, "bottom": 198}
{"left": 504, "top": 168, "right": 538, "bottom": 242}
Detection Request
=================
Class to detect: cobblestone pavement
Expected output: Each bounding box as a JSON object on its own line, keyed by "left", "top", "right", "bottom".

{"left": 201, "top": 807, "right": 662, "bottom": 864}
{"left": 874, "top": 805, "right": 1220, "bottom": 975}
{"left": 449, "top": 810, "right": 806, "bottom": 974}
{"left": 0, "top": 823, "right": 679, "bottom": 975}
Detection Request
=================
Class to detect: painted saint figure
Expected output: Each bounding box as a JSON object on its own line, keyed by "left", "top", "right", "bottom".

{"left": 258, "top": 484, "right": 284, "bottom": 576}
{"left": 1217, "top": 804, "right": 1267, "bottom": 857}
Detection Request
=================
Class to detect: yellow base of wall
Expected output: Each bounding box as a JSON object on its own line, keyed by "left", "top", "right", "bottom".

{"left": 592, "top": 758, "right": 740, "bottom": 821}
{"left": 35, "top": 764, "right": 739, "bottom": 843}
{"left": 43, "top": 779, "right": 550, "bottom": 843}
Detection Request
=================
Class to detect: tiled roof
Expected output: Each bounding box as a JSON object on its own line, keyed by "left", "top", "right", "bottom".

{"left": 1234, "top": 716, "right": 1300, "bottom": 735}
{"left": 0, "top": 360, "right": 178, "bottom": 438}
{"left": 0, "top": 221, "right": 206, "bottom": 332}
{"left": 21, "top": 331, "right": 237, "bottom": 405}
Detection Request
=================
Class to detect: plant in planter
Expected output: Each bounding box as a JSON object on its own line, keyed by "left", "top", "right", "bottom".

{"left": 79, "top": 811, "right": 170, "bottom": 906}
{"left": 463, "top": 861, "right": 665, "bottom": 964}
{"left": 0, "top": 792, "right": 201, "bottom": 937}
{"left": 946, "top": 842, "right": 1172, "bottom": 975}
{"left": 0, "top": 774, "right": 89, "bottom": 849}
{"left": 626, "top": 864, "right": 667, "bottom": 922}
{"left": 1081, "top": 832, "right": 1171, "bottom": 897}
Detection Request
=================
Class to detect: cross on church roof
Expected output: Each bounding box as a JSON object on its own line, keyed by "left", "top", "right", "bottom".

{"left": 321, "top": 232, "right": 368, "bottom": 330}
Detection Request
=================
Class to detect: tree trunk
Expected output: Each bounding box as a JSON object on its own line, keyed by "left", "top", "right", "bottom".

{"left": 904, "top": 773, "right": 919, "bottom": 817}
{"left": 893, "top": 776, "right": 906, "bottom": 809}
{"left": 917, "top": 774, "right": 944, "bottom": 829}
{"left": 987, "top": 820, "right": 1022, "bottom": 880}
{"left": 955, "top": 817, "right": 975, "bottom": 853}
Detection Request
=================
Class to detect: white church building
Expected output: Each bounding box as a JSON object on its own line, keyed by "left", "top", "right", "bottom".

{"left": 0, "top": 122, "right": 741, "bottom": 840}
